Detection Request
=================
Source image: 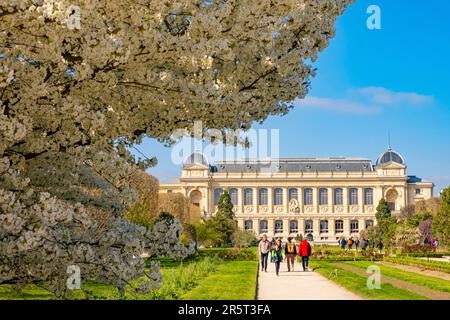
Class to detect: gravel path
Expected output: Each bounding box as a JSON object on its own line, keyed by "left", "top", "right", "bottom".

{"left": 257, "top": 259, "right": 362, "bottom": 300}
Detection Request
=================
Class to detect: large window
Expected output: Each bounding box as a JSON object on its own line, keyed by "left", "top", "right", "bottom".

{"left": 274, "top": 220, "right": 283, "bottom": 233}
{"left": 274, "top": 188, "right": 283, "bottom": 205}
{"left": 364, "top": 188, "right": 374, "bottom": 205}
{"left": 350, "top": 220, "right": 359, "bottom": 233}
{"left": 214, "top": 188, "right": 224, "bottom": 205}
{"left": 320, "top": 220, "right": 329, "bottom": 233}
{"left": 319, "top": 188, "right": 328, "bottom": 205}
{"left": 244, "top": 188, "right": 253, "bottom": 205}
{"left": 289, "top": 220, "right": 298, "bottom": 233}
{"left": 365, "top": 219, "right": 374, "bottom": 229}
{"left": 334, "top": 188, "right": 343, "bottom": 205}
{"left": 259, "top": 188, "right": 268, "bottom": 205}
{"left": 288, "top": 188, "right": 298, "bottom": 201}
{"left": 229, "top": 188, "right": 238, "bottom": 205}
{"left": 335, "top": 220, "right": 344, "bottom": 233}
{"left": 259, "top": 220, "right": 268, "bottom": 233}
{"left": 244, "top": 220, "right": 253, "bottom": 231}
{"left": 304, "top": 188, "right": 313, "bottom": 206}
{"left": 349, "top": 188, "right": 358, "bottom": 205}
{"left": 305, "top": 220, "right": 313, "bottom": 233}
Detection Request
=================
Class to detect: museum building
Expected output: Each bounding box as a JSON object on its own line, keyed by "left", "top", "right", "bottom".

{"left": 159, "top": 148, "right": 434, "bottom": 244}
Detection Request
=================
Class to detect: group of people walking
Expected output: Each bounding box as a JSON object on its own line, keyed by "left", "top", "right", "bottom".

{"left": 339, "top": 237, "right": 384, "bottom": 252}
{"left": 258, "top": 235, "right": 312, "bottom": 276}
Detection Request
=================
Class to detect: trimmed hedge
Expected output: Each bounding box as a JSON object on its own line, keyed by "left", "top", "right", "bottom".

{"left": 401, "top": 244, "right": 436, "bottom": 254}
{"left": 197, "top": 247, "right": 257, "bottom": 261}
{"left": 399, "top": 252, "right": 444, "bottom": 258}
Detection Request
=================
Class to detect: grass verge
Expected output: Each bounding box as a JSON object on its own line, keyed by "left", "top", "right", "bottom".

{"left": 309, "top": 260, "right": 428, "bottom": 300}
{"left": 181, "top": 261, "right": 258, "bottom": 300}
{"left": 342, "top": 261, "right": 450, "bottom": 294}
{"left": 383, "top": 257, "right": 450, "bottom": 273}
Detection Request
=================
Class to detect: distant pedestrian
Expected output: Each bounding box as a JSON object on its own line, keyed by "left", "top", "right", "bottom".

{"left": 377, "top": 241, "right": 383, "bottom": 253}
{"left": 284, "top": 238, "right": 297, "bottom": 272}
{"left": 340, "top": 238, "right": 347, "bottom": 250}
{"left": 361, "top": 239, "right": 368, "bottom": 251}
{"left": 272, "top": 239, "right": 284, "bottom": 276}
{"left": 298, "top": 239, "right": 312, "bottom": 272}
{"left": 434, "top": 239, "right": 439, "bottom": 250}
{"left": 258, "top": 234, "right": 271, "bottom": 272}
{"left": 355, "top": 239, "right": 360, "bottom": 251}
{"left": 270, "top": 238, "right": 276, "bottom": 262}
{"left": 347, "top": 238, "right": 353, "bottom": 250}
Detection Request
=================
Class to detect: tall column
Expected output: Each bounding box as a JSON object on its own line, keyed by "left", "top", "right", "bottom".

{"left": 283, "top": 187, "right": 289, "bottom": 213}
{"left": 358, "top": 187, "right": 364, "bottom": 211}
{"left": 329, "top": 218, "right": 335, "bottom": 236}
{"left": 343, "top": 187, "right": 349, "bottom": 213}
{"left": 205, "top": 188, "right": 211, "bottom": 217}
{"left": 267, "top": 187, "right": 273, "bottom": 213}
{"left": 268, "top": 218, "right": 274, "bottom": 237}
{"left": 358, "top": 218, "right": 365, "bottom": 234}
{"left": 375, "top": 186, "right": 383, "bottom": 205}
{"left": 298, "top": 218, "right": 304, "bottom": 237}
{"left": 328, "top": 187, "right": 333, "bottom": 209}
{"left": 238, "top": 187, "right": 243, "bottom": 214}
{"left": 298, "top": 187, "right": 303, "bottom": 213}
{"left": 253, "top": 187, "right": 258, "bottom": 213}
{"left": 343, "top": 218, "right": 350, "bottom": 237}
{"left": 313, "top": 218, "right": 320, "bottom": 239}
{"left": 253, "top": 218, "right": 260, "bottom": 235}
{"left": 237, "top": 219, "right": 244, "bottom": 231}
{"left": 283, "top": 218, "right": 290, "bottom": 238}
{"left": 313, "top": 187, "right": 319, "bottom": 213}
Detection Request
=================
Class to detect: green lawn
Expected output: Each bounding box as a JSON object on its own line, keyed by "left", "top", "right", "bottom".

{"left": 310, "top": 260, "right": 428, "bottom": 300}
{"left": 0, "top": 250, "right": 259, "bottom": 300}
{"left": 0, "top": 258, "right": 208, "bottom": 300}
{"left": 342, "top": 261, "right": 450, "bottom": 294}
{"left": 181, "top": 261, "right": 258, "bottom": 300}
{"left": 383, "top": 256, "right": 450, "bottom": 273}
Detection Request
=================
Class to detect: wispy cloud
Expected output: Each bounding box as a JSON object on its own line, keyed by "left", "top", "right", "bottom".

{"left": 295, "top": 87, "right": 434, "bottom": 114}
{"left": 295, "top": 96, "right": 379, "bottom": 114}
{"left": 357, "top": 87, "right": 434, "bottom": 105}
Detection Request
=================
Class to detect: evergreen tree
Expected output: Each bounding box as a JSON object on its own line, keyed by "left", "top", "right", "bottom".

{"left": 376, "top": 198, "right": 391, "bottom": 220}
{"left": 211, "top": 191, "right": 236, "bottom": 246}
{"left": 433, "top": 186, "right": 450, "bottom": 245}
{"left": 375, "top": 198, "right": 397, "bottom": 249}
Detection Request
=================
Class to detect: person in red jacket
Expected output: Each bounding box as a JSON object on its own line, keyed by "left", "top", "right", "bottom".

{"left": 298, "top": 239, "right": 312, "bottom": 272}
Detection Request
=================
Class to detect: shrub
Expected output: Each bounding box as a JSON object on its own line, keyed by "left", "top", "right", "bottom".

{"left": 401, "top": 244, "right": 436, "bottom": 254}
{"left": 232, "top": 230, "right": 259, "bottom": 248}
{"left": 402, "top": 252, "right": 443, "bottom": 258}
{"left": 198, "top": 248, "right": 257, "bottom": 261}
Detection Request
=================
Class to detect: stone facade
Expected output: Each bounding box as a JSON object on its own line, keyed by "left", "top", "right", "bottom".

{"left": 159, "top": 148, "right": 434, "bottom": 244}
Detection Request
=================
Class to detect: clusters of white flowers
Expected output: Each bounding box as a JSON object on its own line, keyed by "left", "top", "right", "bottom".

{"left": 0, "top": 0, "right": 352, "bottom": 296}
{"left": 0, "top": 172, "right": 194, "bottom": 297}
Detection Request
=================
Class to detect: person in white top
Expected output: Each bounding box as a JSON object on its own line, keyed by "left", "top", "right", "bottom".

{"left": 258, "top": 234, "right": 271, "bottom": 272}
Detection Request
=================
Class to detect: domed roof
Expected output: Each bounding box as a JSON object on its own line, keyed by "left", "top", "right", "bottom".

{"left": 183, "top": 152, "right": 209, "bottom": 166}
{"left": 376, "top": 148, "right": 405, "bottom": 166}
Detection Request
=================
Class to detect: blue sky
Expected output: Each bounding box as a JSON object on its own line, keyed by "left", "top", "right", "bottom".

{"left": 135, "top": 0, "right": 450, "bottom": 194}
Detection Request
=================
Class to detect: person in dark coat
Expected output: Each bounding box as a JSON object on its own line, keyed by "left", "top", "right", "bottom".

{"left": 272, "top": 239, "right": 284, "bottom": 276}
{"left": 376, "top": 241, "right": 384, "bottom": 253}
{"left": 361, "top": 239, "right": 368, "bottom": 251}
{"left": 340, "top": 238, "right": 347, "bottom": 250}
{"left": 298, "top": 239, "right": 312, "bottom": 272}
{"left": 355, "top": 238, "right": 360, "bottom": 251}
